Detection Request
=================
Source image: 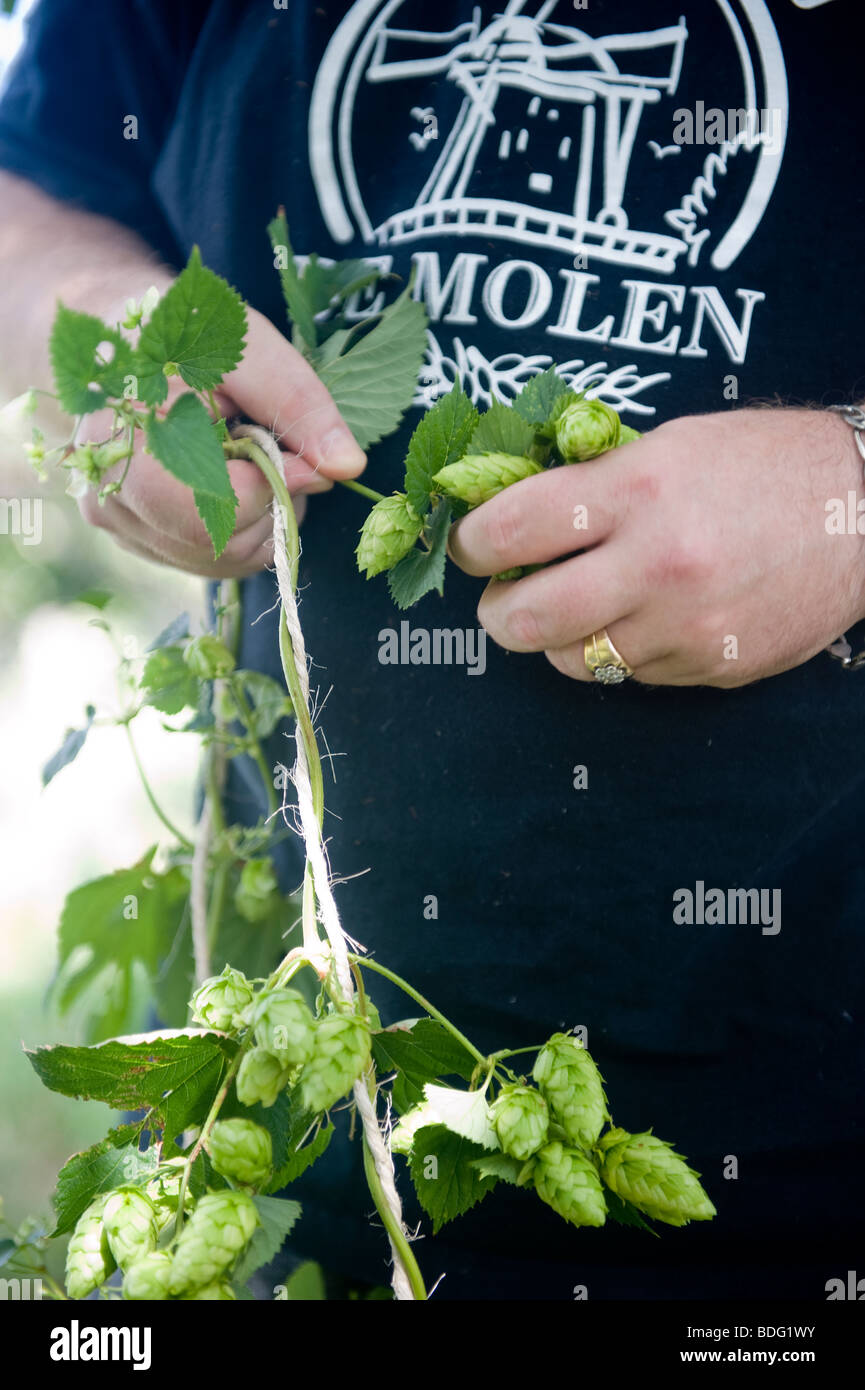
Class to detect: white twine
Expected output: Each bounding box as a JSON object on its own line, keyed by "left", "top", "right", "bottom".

{"left": 231, "top": 423, "right": 416, "bottom": 1301}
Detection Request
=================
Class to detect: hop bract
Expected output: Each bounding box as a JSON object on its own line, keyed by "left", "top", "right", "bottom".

{"left": 532, "top": 1032, "right": 609, "bottom": 1149}
{"left": 356, "top": 493, "right": 422, "bottom": 578}
{"left": 236, "top": 1046, "right": 293, "bottom": 1108}
{"left": 299, "top": 1013, "right": 371, "bottom": 1114}
{"left": 490, "top": 1085, "right": 549, "bottom": 1161}
{"left": 555, "top": 398, "right": 621, "bottom": 461}
{"left": 181, "top": 1281, "right": 237, "bottom": 1300}
{"left": 534, "top": 1141, "right": 608, "bottom": 1228}
{"left": 235, "top": 857, "right": 279, "bottom": 923}
{"left": 184, "top": 633, "right": 236, "bottom": 679}
{"left": 432, "top": 452, "right": 542, "bottom": 506}
{"left": 598, "top": 1128, "right": 716, "bottom": 1226}
{"left": 65, "top": 1194, "right": 116, "bottom": 1299}
{"left": 207, "top": 1118, "right": 273, "bottom": 1188}
{"left": 168, "top": 1190, "right": 259, "bottom": 1294}
{"left": 253, "top": 989, "right": 316, "bottom": 1067}
{"left": 103, "top": 1188, "right": 159, "bottom": 1271}
{"left": 122, "top": 1250, "right": 173, "bottom": 1301}
{"left": 191, "top": 965, "right": 254, "bottom": 1033}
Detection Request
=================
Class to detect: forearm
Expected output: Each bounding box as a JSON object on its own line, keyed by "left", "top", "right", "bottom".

{"left": 0, "top": 170, "right": 175, "bottom": 419}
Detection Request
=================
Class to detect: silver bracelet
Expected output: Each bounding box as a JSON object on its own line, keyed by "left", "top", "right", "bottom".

{"left": 827, "top": 404, "right": 865, "bottom": 669}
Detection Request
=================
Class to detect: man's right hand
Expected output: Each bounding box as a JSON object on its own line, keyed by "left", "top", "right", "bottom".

{"left": 78, "top": 303, "right": 367, "bottom": 578}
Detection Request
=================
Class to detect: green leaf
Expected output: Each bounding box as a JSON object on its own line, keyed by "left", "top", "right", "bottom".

{"left": 227, "top": 671, "right": 293, "bottom": 738}
{"left": 470, "top": 1152, "right": 525, "bottom": 1185}
{"left": 267, "top": 214, "right": 318, "bottom": 353}
{"left": 403, "top": 383, "right": 478, "bottom": 517}
{"left": 144, "top": 393, "right": 236, "bottom": 500}
{"left": 48, "top": 305, "right": 135, "bottom": 415}
{"left": 42, "top": 705, "right": 95, "bottom": 787}
{"left": 386, "top": 498, "right": 452, "bottom": 610}
{"left": 409, "top": 1125, "right": 498, "bottom": 1234}
{"left": 192, "top": 490, "right": 238, "bottom": 558}
{"left": 267, "top": 1098, "right": 334, "bottom": 1193}
{"left": 603, "top": 1188, "right": 658, "bottom": 1236}
{"left": 135, "top": 246, "right": 246, "bottom": 402}
{"left": 51, "top": 1122, "right": 154, "bottom": 1236}
{"left": 140, "top": 645, "right": 200, "bottom": 715}
{"left": 278, "top": 1260, "right": 326, "bottom": 1300}
{"left": 512, "top": 368, "right": 570, "bottom": 427}
{"left": 371, "top": 1018, "right": 476, "bottom": 1092}
{"left": 232, "top": 1195, "right": 302, "bottom": 1287}
{"left": 318, "top": 284, "right": 428, "bottom": 451}
{"left": 213, "top": 878, "right": 301, "bottom": 988}
{"left": 469, "top": 400, "right": 537, "bottom": 457}
{"left": 392, "top": 1071, "right": 425, "bottom": 1115}
{"left": 422, "top": 1084, "right": 498, "bottom": 1149}
{"left": 146, "top": 612, "right": 190, "bottom": 652}
{"left": 301, "top": 254, "right": 381, "bottom": 318}
{"left": 75, "top": 589, "right": 113, "bottom": 611}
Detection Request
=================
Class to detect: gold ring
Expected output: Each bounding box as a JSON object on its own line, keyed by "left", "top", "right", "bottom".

{"left": 584, "top": 629, "right": 634, "bottom": 685}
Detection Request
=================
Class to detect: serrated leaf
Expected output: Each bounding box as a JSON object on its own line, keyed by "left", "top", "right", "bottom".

{"left": 48, "top": 305, "right": 135, "bottom": 415}
{"left": 423, "top": 1084, "right": 498, "bottom": 1149}
{"left": 266, "top": 1097, "right": 334, "bottom": 1193}
{"left": 146, "top": 612, "right": 190, "bottom": 652}
{"left": 193, "top": 489, "right": 238, "bottom": 557}
{"left": 403, "top": 383, "right": 478, "bottom": 517}
{"left": 42, "top": 705, "right": 95, "bottom": 787}
{"left": 318, "top": 285, "right": 428, "bottom": 451}
{"left": 139, "top": 645, "right": 200, "bottom": 715}
{"left": 301, "top": 254, "right": 381, "bottom": 318}
{"left": 603, "top": 1187, "right": 658, "bottom": 1236}
{"left": 267, "top": 213, "right": 318, "bottom": 353}
{"left": 371, "top": 1019, "right": 476, "bottom": 1091}
{"left": 232, "top": 1195, "right": 301, "bottom": 1287}
{"left": 409, "top": 1125, "right": 498, "bottom": 1234}
{"left": 51, "top": 1122, "right": 154, "bottom": 1236}
{"left": 469, "top": 400, "right": 537, "bottom": 457}
{"left": 470, "top": 1152, "right": 525, "bottom": 1185}
{"left": 135, "top": 246, "right": 246, "bottom": 401}
{"left": 512, "top": 367, "right": 570, "bottom": 426}
{"left": 144, "top": 393, "right": 236, "bottom": 503}
{"left": 386, "top": 498, "right": 452, "bottom": 610}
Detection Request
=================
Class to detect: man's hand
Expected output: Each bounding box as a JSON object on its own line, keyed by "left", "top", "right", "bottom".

{"left": 448, "top": 408, "right": 865, "bottom": 687}
{"left": 78, "top": 304, "right": 366, "bottom": 578}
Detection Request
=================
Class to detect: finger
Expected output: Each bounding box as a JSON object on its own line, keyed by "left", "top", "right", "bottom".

{"left": 225, "top": 305, "right": 367, "bottom": 479}
{"left": 448, "top": 451, "right": 634, "bottom": 577}
{"left": 476, "top": 539, "right": 642, "bottom": 653}
{"left": 544, "top": 616, "right": 673, "bottom": 684}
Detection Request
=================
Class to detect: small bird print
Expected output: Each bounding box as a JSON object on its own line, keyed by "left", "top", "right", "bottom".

{"left": 648, "top": 140, "right": 682, "bottom": 160}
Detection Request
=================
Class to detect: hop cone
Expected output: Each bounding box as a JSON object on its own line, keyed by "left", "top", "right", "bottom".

{"left": 617, "top": 424, "right": 642, "bottom": 446}
{"left": 356, "top": 494, "right": 422, "bottom": 578}
{"left": 147, "top": 1159, "right": 192, "bottom": 1232}
{"left": 181, "top": 1281, "right": 237, "bottom": 1300}
{"left": 555, "top": 398, "right": 621, "bottom": 461}
{"left": 183, "top": 634, "right": 235, "bottom": 679}
{"left": 534, "top": 1142, "right": 607, "bottom": 1228}
{"left": 103, "top": 1188, "right": 159, "bottom": 1271}
{"left": 532, "top": 1033, "right": 609, "bottom": 1149}
{"left": 122, "top": 1250, "right": 173, "bottom": 1301}
{"left": 191, "top": 965, "right": 254, "bottom": 1033}
{"left": 236, "top": 1046, "right": 293, "bottom": 1108}
{"left": 299, "top": 1013, "right": 371, "bottom": 1114}
{"left": 65, "top": 1194, "right": 115, "bottom": 1299}
{"left": 168, "top": 1191, "right": 259, "bottom": 1294}
{"left": 599, "top": 1128, "right": 716, "bottom": 1227}
{"left": 254, "top": 989, "right": 316, "bottom": 1067}
{"left": 490, "top": 1085, "right": 549, "bottom": 1161}
{"left": 207, "top": 1118, "right": 273, "bottom": 1188}
{"left": 235, "top": 857, "right": 279, "bottom": 923}
{"left": 432, "top": 452, "right": 542, "bottom": 506}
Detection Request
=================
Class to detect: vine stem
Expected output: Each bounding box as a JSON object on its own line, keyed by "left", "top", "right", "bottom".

{"left": 123, "top": 722, "right": 193, "bottom": 851}
{"left": 337, "top": 477, "right": 386, "bottom": 504}
{"left": 348, "top": 955, "right": 488, "bottom": 1068}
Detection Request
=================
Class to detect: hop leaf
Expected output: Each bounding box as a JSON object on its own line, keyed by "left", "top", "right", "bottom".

{"left": 253, "top": 990, "right": 316, "bottom": 1067}
{"left": 555, "top": 398, "right": 621, "bottom": 461}
{"left": 103, "top": 1188, "right": 159, "bottom": 1271}
{"left": 356, "top": 494, "right": 423, "bottom": 578}
{"left": 190, "top": 965, "right": 254, "bottom": 1033}
{"left": 168, "top": 1190, "right": 259, "bottom": 1294}
{"left": 65, "top": 1194, "right": 115, "bottom": 1299}
{"left": 532, "top": 1033, "right": 609, "bottom": 1150}
{"left": 207, "top": 1118, "right": 273, "bottom": 1188}
{"left": 236, "top": 1047, "right": 294, "bottom": 1109}
{"left": 432, "top": 452, "right": 542, "bottom": 506}
{"left": 534, "top": 1141, "right": 607, "bottom": 1228}
{"left": 183, "top": 634, "right": 235, "bottom": 680}
{"left": 489, "top": 1085, "right": 549, "bottom": 1162}
{"left": 299, "top": 1014, "right": 371, "bottom": 1114}
{"left": 598, "top": 1128, "right": 716, "bottom": 1227}
{"left": 122, "top": 1250, "right": 173, "bottom": 1301}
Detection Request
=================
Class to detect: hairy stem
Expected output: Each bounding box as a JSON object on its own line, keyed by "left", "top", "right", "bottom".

{"left": 123, "top": 722, "right": 193, "bottom": 850}
{"left": 349, "top": 956, "right": 488, "bottom": 1067}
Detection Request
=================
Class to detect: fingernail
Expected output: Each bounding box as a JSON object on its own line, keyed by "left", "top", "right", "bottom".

{"left": 319, "top": 427, "right": 366, "bottom": 476}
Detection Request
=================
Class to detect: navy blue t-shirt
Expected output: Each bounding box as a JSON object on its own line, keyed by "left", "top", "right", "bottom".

{"left": 2, "top": 0, "right": 864, "bottom": 1299}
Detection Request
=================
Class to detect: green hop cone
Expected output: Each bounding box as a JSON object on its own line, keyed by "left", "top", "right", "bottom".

{"left": 489, "top": 1085, "right": 550, "bottom": 1161}
{"left": 181, "top": 1281, "right": 236, "bottom": 1300}
{"left": 534, "top": 1141, "right": 607, "bottom": 1228}
{"left": 299, "top": 1013, "right": 371, "bottom": 1114}
{"left": 169, "top": 1190, "right": 259, "bottom": 1295}
{"left": 432, "top": 452, "right": 542, "bottom": 506}
{"left": 190, "top": 965, "right": 254, "bottom": 1033}
{"left": 183, "top": 633, "right": 235, "bottom": 679}
{"left": 532, "top": 1032, "right": 609, "bottom": 1149}
{"left": 617, "top": 424, "right": 642, "bottom": 446}
{"left": 103, "top": 1188, "right": 159, "bottom": 1271}
{"left": 253, "top": 989, "right": 316, "bottom": 1067}
{"left": 356, "top": 493, "right": 422, "bottom": 578}
{"left": 555, "top": 398, "right": 621, "bottom": 461}
{"left": 122, "top": 1250, "right": 173, "bottom": 1301}
{"left": 147, "top": 1159, "right": 192, "bottom": 1232}
{"left": 207, "top": 1118, "right": 273, "bottom": 1189}
{"left": 236, "top": 1046, "right": 293, "bottom": 1108}
{"left": 598, "top": 1128, "right": 717, "bottom": 1227}
{"left": 65, "top": 1194, "right": 116, "bottom": 1299}
{"left": 235, "top": 857, "right": 279, "bottom": 923}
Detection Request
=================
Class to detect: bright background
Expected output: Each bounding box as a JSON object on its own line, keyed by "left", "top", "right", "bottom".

{"left": 0, "top": 4, "right": 206, "bottom": 1231}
